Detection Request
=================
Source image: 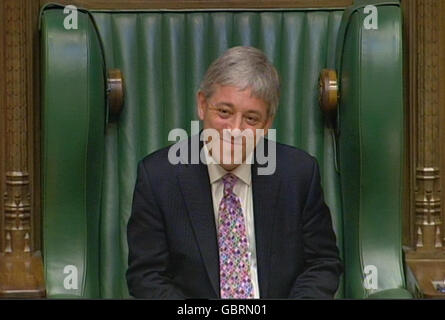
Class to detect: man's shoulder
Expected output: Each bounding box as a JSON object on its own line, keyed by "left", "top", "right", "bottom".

{"left": 274, "top": 141, "right": 317, "bottom": 173}
{"left": 138, "top": 137, "right": 196, "bottom": 175}
{"left": 275, "top": 141, "right": 314, "bottom": 162}
{"left": 139, "top": 143, "right": 177, "bottom": 170}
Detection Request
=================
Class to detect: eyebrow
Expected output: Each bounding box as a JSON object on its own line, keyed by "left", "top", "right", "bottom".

{"left": 214, "top": 102, "right": 234, "bottom": 108}
{"left": 213, "top": 102, "right": 263, "bottom": 117}
{"left": 245, "top": 110, "right": 262, "bottom": 117}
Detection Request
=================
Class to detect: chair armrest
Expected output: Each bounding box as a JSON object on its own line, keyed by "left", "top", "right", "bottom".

{"left": 404, "top": 261, "right": 424, "bottom": 298}
{"left": 367, "top": 288, "right": 413, "bottom": 299}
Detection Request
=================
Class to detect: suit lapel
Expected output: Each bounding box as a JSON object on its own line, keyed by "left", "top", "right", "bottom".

{"left": 177, "top": 157, "right": 220, "bottom": 297}
{"left": 175, "top": 136, "right": 280, "bottom": 298}
{"left": 251, "top": 140, "right": 281, "bottom": 298}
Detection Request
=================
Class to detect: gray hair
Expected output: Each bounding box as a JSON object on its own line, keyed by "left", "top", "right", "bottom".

{"left": 199, "top": 46, "right": 280, "bottom": 117}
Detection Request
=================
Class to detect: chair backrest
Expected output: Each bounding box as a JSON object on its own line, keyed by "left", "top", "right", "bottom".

{"left": 41, "top": 0, "right": 408, "bottom": 298}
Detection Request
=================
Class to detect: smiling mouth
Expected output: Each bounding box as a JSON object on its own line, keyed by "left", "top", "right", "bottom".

{"left": 221, "top": 138, "right": 243, "bottom": 146}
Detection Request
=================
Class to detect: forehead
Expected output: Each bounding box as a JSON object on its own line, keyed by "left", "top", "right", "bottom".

{"left": 210, "top": 85, "right": 268, "bottom": 111}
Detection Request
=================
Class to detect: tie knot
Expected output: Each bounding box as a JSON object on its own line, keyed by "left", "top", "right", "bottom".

{"left": 222, "top": 173, "right": 238, "bottom": 194}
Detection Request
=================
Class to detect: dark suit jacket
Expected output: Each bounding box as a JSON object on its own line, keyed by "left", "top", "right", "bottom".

{"left": 126, "top": 137, "right": 343, "bottom": 299}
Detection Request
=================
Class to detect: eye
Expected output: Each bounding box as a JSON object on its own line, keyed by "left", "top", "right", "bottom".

{"left": 217, "top": 108, "right": 231, "bottom": 118}
{"left": 245, "top": 115, "right": 260, "bottom": 125}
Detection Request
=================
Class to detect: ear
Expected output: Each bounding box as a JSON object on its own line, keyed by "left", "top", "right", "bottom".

{"left": 197, "top": 91, "right": 207, "bottom": 121}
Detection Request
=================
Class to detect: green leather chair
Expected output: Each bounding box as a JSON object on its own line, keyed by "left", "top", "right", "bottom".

{"left": 40, "top": 0, "right": 411, "bottom": 298}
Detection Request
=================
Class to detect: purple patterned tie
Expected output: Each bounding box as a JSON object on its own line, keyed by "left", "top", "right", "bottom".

{"left": 218, "top": 173, "right": 254, "bottom": 299}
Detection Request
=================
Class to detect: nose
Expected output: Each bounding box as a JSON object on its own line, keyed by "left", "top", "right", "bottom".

{"left": 229, "top": 113, "right": 244, "bottom": 131}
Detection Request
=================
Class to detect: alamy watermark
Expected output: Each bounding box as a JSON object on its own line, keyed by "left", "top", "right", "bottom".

{"left": 63, "top": 265, "right": 78, "bottom": 290}
{"left": 63, "top": 5, "right": 78, "bottom": 30}
{"left": 363, "top": 265, "right": 378, "bottom": 290}
{"left": 168, "top": 121, "right": 276, "bottom": 175}
{"left": 363, "top": 5, "right": 378, "bottom": 30}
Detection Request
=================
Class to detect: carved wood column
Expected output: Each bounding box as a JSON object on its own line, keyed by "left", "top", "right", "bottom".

{"left": 0, "top": 0, "right": 45, "bottom": 297}
{"left": 412, "top": 0, "right": 444, "bottom": 253}
{"left": 403, "top": 0, "right": 445, "bottom": 298}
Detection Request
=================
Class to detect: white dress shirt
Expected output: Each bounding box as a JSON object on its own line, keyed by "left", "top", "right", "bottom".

{"left": 203, "top": 144, "right": 260, "bottom": 298}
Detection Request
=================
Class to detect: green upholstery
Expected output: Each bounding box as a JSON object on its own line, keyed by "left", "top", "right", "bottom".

{"left": 337, "top": 2, "right": 410, "bottom": 298}
{"left": 367, "top": 288, "right": 413, "bottom": 299}
{"left": 40, "top": 1, "right": 410, "bottom": 298}
{"left": 41, "top": 9, "right": 105, "bottom": 298}
{"left": 92, "top": 8, "right": 344, "bottom": 299}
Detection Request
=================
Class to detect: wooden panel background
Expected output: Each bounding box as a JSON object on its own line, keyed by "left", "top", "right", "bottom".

{"left": 3, "top": 0, "right": 445, "bottom": 297}
{"left": 39, "top": 0, "right": 353, "bottom": 9}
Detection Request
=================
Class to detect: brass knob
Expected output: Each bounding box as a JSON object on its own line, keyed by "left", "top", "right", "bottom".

{"left": 107, "top": 69, "right": 124, "bottom": 118}
{"left": 319, "top": 69, "right": 339, "bottom": 113}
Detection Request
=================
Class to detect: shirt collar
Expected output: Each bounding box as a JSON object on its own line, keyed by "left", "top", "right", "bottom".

{"left": 203, "top": 142, "right": 252, "bottom": 186}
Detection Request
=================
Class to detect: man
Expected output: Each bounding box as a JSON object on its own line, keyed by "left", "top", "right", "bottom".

{"left": 126, "top": 46, "right": 342, "bottom": 299}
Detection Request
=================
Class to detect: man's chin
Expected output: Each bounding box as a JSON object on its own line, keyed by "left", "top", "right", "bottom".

{"left": 219, "top": 162, "right": 241, "bottom": 171}
{"left": 205, "top": 138, "right": 255, "bottom": 167}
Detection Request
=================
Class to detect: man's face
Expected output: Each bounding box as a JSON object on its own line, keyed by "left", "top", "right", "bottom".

{"left": 197, "top": 84, "right": 273, "bottom": 171}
